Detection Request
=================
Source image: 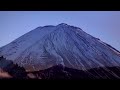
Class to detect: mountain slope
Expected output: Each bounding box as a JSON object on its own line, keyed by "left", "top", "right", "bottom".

{"left": 0, "top": 23, "right": 120, "bottom": 71}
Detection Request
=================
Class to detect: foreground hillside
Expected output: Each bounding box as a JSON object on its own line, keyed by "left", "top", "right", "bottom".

{"left": 0, "top": 56, "right": 27, "bottom": 79}
{"left": 27, "top": 64, "right": 120, "bottom": 79}
{"left": 1, "top": 56, "right": 120, "bottom": 79}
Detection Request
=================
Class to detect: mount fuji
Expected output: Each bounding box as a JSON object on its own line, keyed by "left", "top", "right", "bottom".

{"left": 0, "top": 23, "right": 120, "bottom": 73}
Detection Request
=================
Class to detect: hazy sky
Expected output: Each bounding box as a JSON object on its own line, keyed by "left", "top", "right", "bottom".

{"left": 0, "top": 11, "right": 120, "bottom": 51}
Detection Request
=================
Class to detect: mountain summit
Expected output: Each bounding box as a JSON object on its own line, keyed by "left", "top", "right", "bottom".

{"left": 0, "top": 23, "right": 120, "bottom": 71}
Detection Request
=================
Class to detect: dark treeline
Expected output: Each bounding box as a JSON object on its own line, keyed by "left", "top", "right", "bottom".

{"left": 1, "top": 56, "right": 120, "bottom": 79}
{"left": 0, "top": 56, "right": 27, "bottom": 79}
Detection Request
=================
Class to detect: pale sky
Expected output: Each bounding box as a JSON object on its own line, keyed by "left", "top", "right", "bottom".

{"left": 0, "top": 11, "right": 120, "bottom": 51}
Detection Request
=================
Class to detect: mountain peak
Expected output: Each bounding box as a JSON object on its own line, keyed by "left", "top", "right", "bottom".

{"left": 57, "top": 23, "right": 68, "bottom": 26}
{"left": 0, "top": 23, "right": 120, "bottom": 71}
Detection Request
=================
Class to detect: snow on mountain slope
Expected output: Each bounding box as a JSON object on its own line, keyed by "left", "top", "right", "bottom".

{"left": 0, "top": 23, "right": 120, "bottom": 71}
{"left": 0, "top": 26, "right": 55, "bottom": 60}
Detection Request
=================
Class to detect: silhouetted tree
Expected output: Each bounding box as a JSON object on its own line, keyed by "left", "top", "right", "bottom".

{"left": 0, "top": 56, "right": 28, "bottom": 79}
{"left": 0, "top": 56, "right": 4, "bottom": 61}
